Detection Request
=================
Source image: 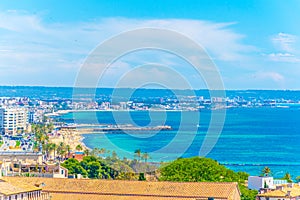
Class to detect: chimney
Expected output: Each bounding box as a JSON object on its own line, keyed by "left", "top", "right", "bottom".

{"left": 287, "top": 191, "right": 291, "bottom": 197}
{"left": 276, "top": 186, "right": 284, "bottom": 191}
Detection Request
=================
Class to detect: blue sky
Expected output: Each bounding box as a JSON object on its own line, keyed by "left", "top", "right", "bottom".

{"left": 0, "top": 0, "right": 299, "bottom": 89}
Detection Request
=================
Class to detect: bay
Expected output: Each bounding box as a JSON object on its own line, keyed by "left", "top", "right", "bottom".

{"left": 60, "top": 107, "right": 300, "bottom": 178}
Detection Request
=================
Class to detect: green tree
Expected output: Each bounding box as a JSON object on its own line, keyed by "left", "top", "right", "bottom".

{"left": 66, "top": 145, "right": 71, "bottom": 157}
{"left": 49, "top": 143, "right": 57, "bottom": 160}
{"left": 116, "top": 172, "right": 137, "bottom": 180}
{"left": 296, "top": 176, "right": 300, "bottom": 183}
{"left": 160, "top": 157, "right": 239, "bottom": 182}
{"left": 57, "top": 142, "right": 66, "bottom": 160}
{"left": 159, "top": 157, "right": 255, "bottom": 199}
{"left": 138, "top": 173, "right": 146, "bottom": 181}
{"left": 43, "top": 143, "right": 52, "bottom": 159}
{"left": 237, "top": 171, "right": 249, "bottom": 182}
{"left": 99, "top": 148, "right": 106, "bottom": 156}
{"left": 47, "top": 123, "right": 54, "bottom": 133}
{"left": 142, "top": 152, "right": 150, "bottom": 163}
{"left": 61, "top": 158, "right": 87, "bottom": 176}
{"left": 283, "top": 172, "right": 292, "bottom": 183}
{"left": 239, "top": 185, "right": 258, "bottom": 200}
{"left": 86, "top": 161, "right": 102, "bottom": 178}
{"left": 111, "top": 151, "right": 118, "bottom": 160}
{"left": 91, "top": 148, "right": 100, "bottom": 157}
{"left": 134, "top": 149, "right": 141, "bottom": 162}
{"left": 262, "top": 167, "right": 271, "bottom": 176}
{"left": 84, "top": 149, "right": 90, "bottom": 156}
{"left": 75, "top": 144, "right": 83, "bottom": 151}
{"left": 80, "top": 156, "right": 115, "bottom": 179}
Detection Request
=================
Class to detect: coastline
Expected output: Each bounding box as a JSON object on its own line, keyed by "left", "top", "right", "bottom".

{"left": 50, "top": 124, "right": 172, "bottom": 152}
{"left": 49, "top": 128, "right": 90, "bottom": 151}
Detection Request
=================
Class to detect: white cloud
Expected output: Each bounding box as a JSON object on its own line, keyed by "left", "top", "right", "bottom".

{"left": 267, "top": 53, "right": 300, "bottom": 63}
{"left": 0, "top": 10, "right": 45, "bottom": 32}
{"left": 265, "top": 33, "right": 300, "bottom": 63}
{"left": 253, "top": 71, "right": 284, "bottom": 82}
{"left": 0, "top": 10, "right": 254, "bottom": 87}
{"left": 272, "top": 33, "right": 297, "bottom": 52}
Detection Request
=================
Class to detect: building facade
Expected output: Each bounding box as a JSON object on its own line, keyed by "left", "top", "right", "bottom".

{"left": 0, "top": 107, "right": 28, "bottom": 135}
{"left": 248, "top": 176, "right": 275, "bottom": 190}
{"left": 0, "top": 180, "right": 49, "bottom": 200}
{"left": 257, "top": 183, "right": 300, "bottom": 200}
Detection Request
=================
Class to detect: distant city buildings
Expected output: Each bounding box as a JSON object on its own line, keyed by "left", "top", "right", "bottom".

{"left": 1, "top": 91, "right": 300, "bottom": 117}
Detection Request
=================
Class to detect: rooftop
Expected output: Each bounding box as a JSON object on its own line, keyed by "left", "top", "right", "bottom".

{"left": 258, "top": 184, "right": 300, "bottom": 198}
{"left": 2, "top": 177, "right": 240, "bottom": 200}
{"left": 0, "top": 180, "right": 41, "bottom": 196}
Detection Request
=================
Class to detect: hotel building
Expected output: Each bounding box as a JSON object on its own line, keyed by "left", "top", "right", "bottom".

{"left": 0, "top": 107, "right": 28, "bottom": 135}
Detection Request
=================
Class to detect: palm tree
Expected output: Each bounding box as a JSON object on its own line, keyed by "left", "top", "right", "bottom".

{"left": 47, "top": 123, "right": 54, "bottom": 133}
{"left": 43, "top": 143, "right": 52, "bottom": 159}
{"left": 262, "top": 167, "right": 271, "bottom": 176}
{"left": 134, "top": 149, "right": 141, "bottom": 162}
{"left": 75, "top": 144, "right": 83, "bottom": 151}
{"left": 66, "top": 145, "right": 71, "bottom": 157}
{"left": 283, "top": 172, "right": 292, "bottom": 183}
{"left": 112, "top": 151, "right": 118, "bottom": 160}
{"left": 91, "top": 148, "right": 100, "bottom": 157}
{"left": 57, "top": 142, "right": 66, "bottom": 161}
{"left": 99, "top": 148, "right": 106, "bottom": 155}
{"left": 50, "top": 143, "right": 57, "bottom": 160}
{"left": 142, "top": 152, "right": 150, "bottom": 163}
{"left": 84, "top": 149, "right": 90, "bottom": 156}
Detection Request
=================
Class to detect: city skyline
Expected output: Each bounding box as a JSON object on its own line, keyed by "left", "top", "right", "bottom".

{"left": 0, "top": 0, "right": 299, "bottom": 89}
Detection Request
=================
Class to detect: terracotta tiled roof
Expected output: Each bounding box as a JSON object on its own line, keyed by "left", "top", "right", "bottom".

{"left": 0, "top": 180, "right": 41, "bottom": 196}
{"left": 258, "top": 184, "right": 300, "bottom": 198}
{"left": 2, "top": 177, "right": 240, "bottom": 199}
{"left": 49, "top": 193, "right": 202, "bottom": 200}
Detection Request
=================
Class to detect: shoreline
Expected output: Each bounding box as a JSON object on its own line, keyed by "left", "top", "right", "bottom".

{"left": 51, "top": 125, "right": 173, "bottom": 152}
{"left": 49, "top": 128, "right": 89, "bottom": 151}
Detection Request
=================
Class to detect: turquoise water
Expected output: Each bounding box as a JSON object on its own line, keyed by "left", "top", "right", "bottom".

{"left": 61, "top": 108, "right": 300, "bottom": 178}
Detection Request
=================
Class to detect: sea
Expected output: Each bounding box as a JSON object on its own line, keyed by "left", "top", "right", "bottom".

{"left": 60, "top": 108, "right": 300, "bottom": 179}
{"left": 2, "top": 86, "right": 300, "bottom": 178}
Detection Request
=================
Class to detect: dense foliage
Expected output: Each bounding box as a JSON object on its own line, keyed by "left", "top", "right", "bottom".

{"left": 61, "top": 154, "right": 155, "bottom": 180}
{"left": 62, "top": 153, "right": 258, "bottom": 199}
{"left": 159, "top": 157, "right": 257, "bottom": 200}
{"left": 62, "top": 156, "right": 121, "bottom": 179}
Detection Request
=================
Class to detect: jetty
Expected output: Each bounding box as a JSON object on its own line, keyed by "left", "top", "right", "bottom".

{"left": 59, "top": 124, "right": 172, "bottom": 133}
{"left": 92, "top": 125, "right": 172, "bottom": 132}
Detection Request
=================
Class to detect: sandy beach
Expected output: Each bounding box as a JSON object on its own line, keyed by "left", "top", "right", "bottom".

{"left": 49, "top": 128, "right": 89, "bottom": 151}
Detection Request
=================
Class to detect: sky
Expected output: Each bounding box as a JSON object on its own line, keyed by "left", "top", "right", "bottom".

{"left": 0, "top": 0, "right": 299, "bottom": 89}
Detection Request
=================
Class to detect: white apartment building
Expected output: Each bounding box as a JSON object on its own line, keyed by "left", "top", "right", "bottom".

{"left": 0, "top": 107, "right": 28, "bottom": 135}
{"left": 248, "top": 176, "right": 274, "bottom": 190}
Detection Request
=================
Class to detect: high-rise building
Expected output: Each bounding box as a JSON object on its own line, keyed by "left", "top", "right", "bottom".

{"left": 0, "top": 107, "right": 28, "bottom": 135}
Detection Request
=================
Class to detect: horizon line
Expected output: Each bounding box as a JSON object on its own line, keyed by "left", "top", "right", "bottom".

{"left": 0, "top": 85, "right": 300, "bottom": 91}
